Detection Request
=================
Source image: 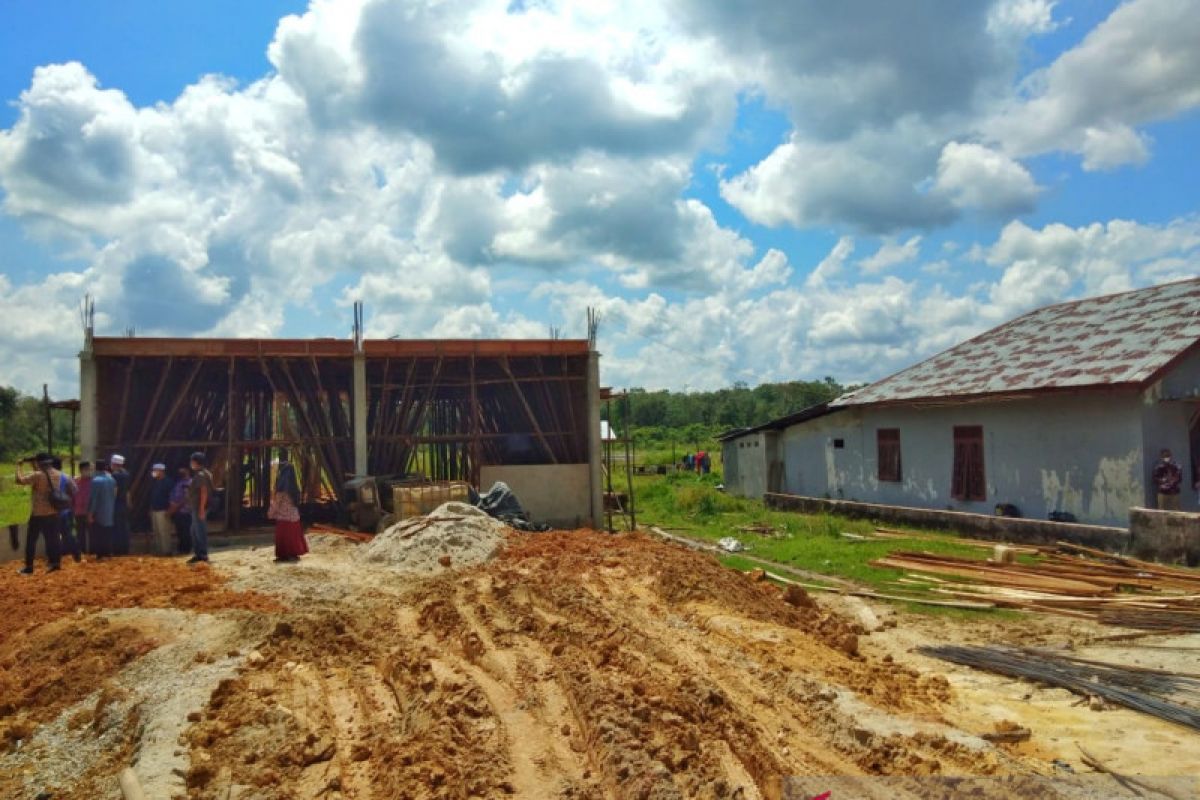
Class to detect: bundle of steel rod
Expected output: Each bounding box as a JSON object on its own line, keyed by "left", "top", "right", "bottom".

{"left": 917, "top": 645, "right": 1200, "bottom": 733}
{"left": 872, "top": 544, "right": 1200, "bottom": 629}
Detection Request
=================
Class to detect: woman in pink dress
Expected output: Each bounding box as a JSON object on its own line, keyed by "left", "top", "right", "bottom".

{"left": 270, "top": 449, "right": 307, "bottom": 562}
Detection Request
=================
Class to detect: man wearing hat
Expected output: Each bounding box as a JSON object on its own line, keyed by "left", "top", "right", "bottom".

{"left": 148, "top": 463, "right": 174, "bottom": 555}
{"left": 110, "top": 454, "right": 131, "bottom": 555}
{"left": 14, "top": 453, "right": 64, "bottom": 574}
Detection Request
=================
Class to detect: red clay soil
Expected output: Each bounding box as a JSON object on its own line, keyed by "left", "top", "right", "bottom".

{"left": 0, "top": 557, "right": 283, "bottom": 645}
{"left": 0, "top": 616, "right": 157, "bottom": 750}
{"left": 181, "top": 530, "right": 1026, "bottom": 800}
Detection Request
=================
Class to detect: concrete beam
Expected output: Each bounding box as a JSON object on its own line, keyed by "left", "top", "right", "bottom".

{"left": 79, "top": 350, "right": 98, "bottom": 462}
{"left": 587, "top": 350, "right": 603, "bottom": 529}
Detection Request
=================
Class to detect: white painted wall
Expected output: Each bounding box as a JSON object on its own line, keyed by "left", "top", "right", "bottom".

{"left": 779, "top": 392, "right": 1149, "bottom": 526}
{"left": 480, "top": 464, "right": 592, "bottom": 528}
{"left": 721, "top": 431, "right": 778, "bottom": 499}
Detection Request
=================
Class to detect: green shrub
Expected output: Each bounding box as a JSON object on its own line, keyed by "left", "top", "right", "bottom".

{"left": 676, "top": 485, "right": 742, "bottom": 517}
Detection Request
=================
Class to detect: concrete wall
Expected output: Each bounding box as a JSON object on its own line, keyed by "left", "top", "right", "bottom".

{"left": 1141, "top": 349, "right": 1200, "bottom": 513}
{"left": 721, "top": 431, "right": 777, "bottom": 499}
{"left": 779, "top": 393, "right": 1148, "bottom": 527}
{"left": 765, "top": 493, "right": 1131, "bottom": 551}
{"left": 1129, "top": 507, "right": 1200, "bottom": 565}
{"left": 721, "top": 439, "right": 740, "bottom": 492}
{"left": 480, "top": 464, "right": 592, "bottom": 528}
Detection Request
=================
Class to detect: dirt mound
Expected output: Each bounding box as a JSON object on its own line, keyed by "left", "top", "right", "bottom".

{"left": 177, "top": 529, "right": 1036, "bottom": 799}
{"left": 357, "top": 501, "right": 508, "bottom": 573}
{"left": 0, "top": 616, "right": 158, "bottom": 751}
{"left": 0, "top": 557, "right": 283, "bottom": 645}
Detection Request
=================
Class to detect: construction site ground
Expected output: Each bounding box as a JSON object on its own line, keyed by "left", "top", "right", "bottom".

{"left": 1, "top": 527, "right": 1197, "bottom": 799}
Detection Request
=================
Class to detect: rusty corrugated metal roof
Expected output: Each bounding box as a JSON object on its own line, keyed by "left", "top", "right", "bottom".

{"left": 833, "top": 277, "right": 1200, "bottom": 407}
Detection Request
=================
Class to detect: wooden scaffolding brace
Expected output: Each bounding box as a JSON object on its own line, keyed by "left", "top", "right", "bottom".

{"left": 601, "top": 388, "right": 636, "bottom": 532}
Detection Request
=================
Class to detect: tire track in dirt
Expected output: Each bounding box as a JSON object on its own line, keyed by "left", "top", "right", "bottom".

{"left": 174, "top": 530, "right": 1080, "bottom": 799}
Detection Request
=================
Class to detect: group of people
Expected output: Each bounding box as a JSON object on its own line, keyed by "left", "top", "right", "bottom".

{"left": 682, "top": 451, "right": 711, "bottom": 474}
{"left": 15, "top": 450, "right": 222, "bottom": 573}
{"left": 16, "top": 448, "right": 307, "bottom": 573}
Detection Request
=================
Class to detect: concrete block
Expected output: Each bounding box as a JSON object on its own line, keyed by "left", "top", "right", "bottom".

{"left": 1129, "top": 507, "right": 1200, "bottom": 565}
{"left": 480, "top": 464, "right": 591, "bottom": 529}
{"left": 763, "top": 492, "right": 1131, "bottom": 552}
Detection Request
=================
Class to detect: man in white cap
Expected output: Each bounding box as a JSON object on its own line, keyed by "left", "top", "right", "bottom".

{"left": 110, "top": 454, "right": 131, "bottom": 555}
{"left": 148, "top": 462, "right": 174, "bottom": 555}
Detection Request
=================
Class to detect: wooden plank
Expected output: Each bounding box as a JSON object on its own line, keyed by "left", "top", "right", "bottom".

{"left": 113, "top": 356, "right": 136, "bottom": 447}
{"left": 500, "top": 356, "right": 558, "bottom": 464}
{"left": 135, "top": 356, "right": 173, "bottom": 444}
{"left": 93, "top": 336, "right": 590, "bottom": 359}
{"left": 872, "top": 556, "right": 1112, "bottom": 595}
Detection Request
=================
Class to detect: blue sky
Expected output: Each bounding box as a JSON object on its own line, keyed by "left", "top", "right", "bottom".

{"left": 1, "top": 0, "right": 1198, "bottom": 396}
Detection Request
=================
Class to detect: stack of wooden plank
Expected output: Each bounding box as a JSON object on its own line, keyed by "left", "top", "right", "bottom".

{"left": 872, "top": 542, "right": 1200, "bottom": 630}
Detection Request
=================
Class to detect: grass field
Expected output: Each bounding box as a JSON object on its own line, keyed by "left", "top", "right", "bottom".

{"left": 0, "top": 464, "right": 30, "bottom": 526}
{"left": 630, "top": 470, "right": 1009, "bottom": 616}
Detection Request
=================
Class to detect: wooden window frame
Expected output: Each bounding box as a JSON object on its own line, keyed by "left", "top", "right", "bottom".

{"left": 951, "top": 425, "right": 986, "bottom": 502}
{"left": 877, "top": 428, "right": 902, "bottom": 482}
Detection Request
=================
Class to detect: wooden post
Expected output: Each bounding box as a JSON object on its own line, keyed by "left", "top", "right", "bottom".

{"left": 500, "top": 356, "right": 558, "bottom": 464}
{"left": 113, "top": 357, "right": 135, "bottom": 450}
{"left": 469, "top": 355, "right": 481, "bottom": 487}
{"left": 225, "top": 356, "right": 236, "bottom": 531}
{"left": 623, "top": 392, "right": 636, "bottom": 531}
{"left": 43, "top": 384, "right": 53, "bottom": 453}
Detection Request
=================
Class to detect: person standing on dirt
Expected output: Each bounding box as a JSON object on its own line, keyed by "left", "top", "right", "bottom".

{"left": 1153, "top": 448, "right": 1184, "bottom": 511}
{"left": 168, "top": 466, "right": 192, "bottom": 555}
{"left": 269, "top": 448, "right": 308, "bottom": 563}
{"left": 52, "top": 457, "right": 80, "bottom": 563}
{"left": 148, "top": 463, "right": 174, "bottom": 555}
{"left": 14, "top": 453, "right": 65, "bottom": 574}
{"left": 187, "top": 452, "right": 214, "bottom": 564}
{"left": 88, "top": 460, "right": 117, "bottom": 560}
{"left": 72, "top": 461, "right": 93, "bottom": 556}
{"left": 110, "top": 454, "right": 131, "bottom": 555}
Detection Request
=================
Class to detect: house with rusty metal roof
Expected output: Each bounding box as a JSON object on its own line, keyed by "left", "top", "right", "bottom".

{"left": 721, "top": 277, "right": 1200, "bottom": 526}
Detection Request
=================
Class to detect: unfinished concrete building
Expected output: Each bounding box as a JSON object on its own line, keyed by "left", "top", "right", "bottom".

{"left": 79, "top": 321, "right": 603, "bottom": 531}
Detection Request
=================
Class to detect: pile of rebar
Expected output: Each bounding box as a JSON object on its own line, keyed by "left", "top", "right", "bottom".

{"left": 917, "top": 645, "right": 1200, "bottom": 733}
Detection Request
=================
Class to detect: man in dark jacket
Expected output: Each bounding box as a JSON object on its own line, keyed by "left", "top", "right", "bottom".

{"left": 148, "top": 463, "right": 174, "bottom": 555}
{"left": 1153, "top": 449, "right": 1184, "bottom": 511}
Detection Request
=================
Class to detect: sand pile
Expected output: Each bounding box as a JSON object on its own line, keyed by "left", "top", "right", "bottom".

{"left": 356, "top": 502, "right": 509, "bottom": 573}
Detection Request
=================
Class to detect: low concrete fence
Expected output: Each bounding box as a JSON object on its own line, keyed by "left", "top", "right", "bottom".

{"left": 763, "top": 492, "right": 1131, "bottom": 551}
{"left": 1129, "top": 507, "right": 1200, "bottom": 565}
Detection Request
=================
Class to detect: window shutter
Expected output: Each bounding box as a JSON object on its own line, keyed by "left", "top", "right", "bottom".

{"left": 951, "top": 426, "right": 985, "bottom": 501}
{"left": 877, "top": 429, "right": 901, "bottom": 482}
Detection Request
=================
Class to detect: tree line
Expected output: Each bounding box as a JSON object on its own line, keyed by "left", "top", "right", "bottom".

{"left": 605, "top": 377, "right": 850, "bottom": 432}
{"left": 0, "top": 386, "right": 76, "bottom": 462}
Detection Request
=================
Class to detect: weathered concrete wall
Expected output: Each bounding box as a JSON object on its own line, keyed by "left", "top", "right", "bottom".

{"left": 722, "top": 431, "right": 776, "bottom": 499}
{"left": 779, "top": 393, "right": 1148, "bottom": 526}
{"left": 1, "top": 523, "right": 29, "bottom": 563}
{"left": 721, "top": 440, "right": 740, "bottom": 493}
{"left": 1141, "top": 349, "right": 1200, "bottom": 513}
{"left": 480, "top": 464, "right": 592, "bottom": 528}
{"left": 764, "top": 492, "right": 1131, "bottom": 550}
{"left": 1129, "top": 507, "right": 1200, "bottom": 565}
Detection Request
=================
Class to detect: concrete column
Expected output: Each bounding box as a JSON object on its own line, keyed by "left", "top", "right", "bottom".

{"left": 79, "top": 349, "right": 98, "bottom": 462}
{"left": 352, "top": 352, "right": 368, "bottom": 476}
{"left": 586, "top": 350, "right": 604, "bottom": 529}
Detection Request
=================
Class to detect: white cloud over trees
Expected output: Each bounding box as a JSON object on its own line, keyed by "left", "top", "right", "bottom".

{"left": 0, "top": 0, "right": 1198, "bottom": 396}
